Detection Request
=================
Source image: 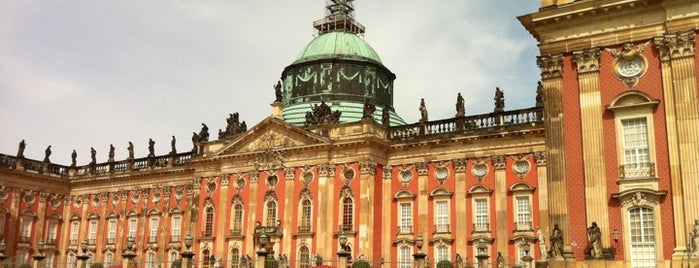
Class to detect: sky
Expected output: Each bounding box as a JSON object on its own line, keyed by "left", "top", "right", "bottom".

{"left": 0, "top": 1, "right": 542, "bottom": 165}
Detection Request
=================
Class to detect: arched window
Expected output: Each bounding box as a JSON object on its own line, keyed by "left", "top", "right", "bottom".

{"left": 169, "top": 251, "right": 179, "bottom": 268}
{"left": 266, "top": 201, "right": 277, "bottom": 227}
{"left": 204, "top": 207, "right": 215, "bottom": 236}
{"left": 232, "top": 203, "right": 244, "bottom": 235}
{"left": 67, "top": 253, "right": 76, "bottom": 268}
{"left": 147, "top": 251, "right": 157, "bottom": 268}
{"left": 105, "top": 252, "right": 113, "bottom": 267}
{"left": 300, "top": 199, "right": 312, "bottom": 232}
{"left": 231, "top": 248, "right": 241, "bottom": 268}
{"left": 342, "top": 197, "right": 353, "bottom": 231}
{"left": 629, "top": 207, "right": 656, "bottom": 268}
{"left": 85, "top": 253, "right": 94, "bottom": 268}
{"left": 202, "top": 249, "right": 212, "bottom": 268}
{"left": 300, "top": 246, "right": 311, "bottom": 268}
{"left": 399, "top": 246, "right": 412, "bottom": 268}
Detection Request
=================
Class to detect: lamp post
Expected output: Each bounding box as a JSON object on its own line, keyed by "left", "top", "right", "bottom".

{"left": 413, "top": 233, "right": 427, "bottom": 268}
{"left": 337, "top": 232, "right": 351, "bottom": 268}
{"left": 32, "top": 240, "right": 46, "bottom": 268}
{"left": 76, "top": 239, "right": 90, "bottom": 268}
{"left": 520, "top": 238, "right": 533, "bottom": 268}
{"left": 0, "top": 239, "right": 7, "bottom": 262}
{"left": 122, "top": 237, "right": 137, "bottom": 268}
{"left": 180, "top": 234, "right": 195, "bottom": 268}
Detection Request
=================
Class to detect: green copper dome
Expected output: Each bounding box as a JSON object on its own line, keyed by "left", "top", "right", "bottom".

{"left": 293, "top": 32, "right": 382, "bottom": 64}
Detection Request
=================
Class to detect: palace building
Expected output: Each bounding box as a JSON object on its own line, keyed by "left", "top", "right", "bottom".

{"left": 0, "top": 1, "right": 698, "bottom": 268}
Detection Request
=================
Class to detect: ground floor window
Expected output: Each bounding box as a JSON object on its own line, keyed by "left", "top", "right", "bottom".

{"left": 629, "top": 207, "right": 656, "bottom": 268}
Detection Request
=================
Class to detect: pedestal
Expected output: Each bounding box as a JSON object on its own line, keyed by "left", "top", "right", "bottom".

{"left": 271, "top": 102, "right": 284, "bottom": 120}
{"left": 76, "top": 255, "right": 90, "bottom": 268}
{"left": 476, "top": 255, "right": 489, "bottom": 268}
{"left": 413, "top": 252, "right": 427, "bottom": 268}
{"left": 181, "top": 251, "right": 195, "bottom": 268}
{"left": 256, "top": 250, "right": 269, "bottom": 268}
{"left": 32, "top": 255, "right": 46, "bottom": 268}
{"left": 337, "top": 251, "right": 351, "bottom": 268}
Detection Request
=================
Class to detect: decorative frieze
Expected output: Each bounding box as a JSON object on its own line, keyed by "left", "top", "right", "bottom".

{"left": 360, "top": 161, "right": 377, "bottom": 175}
{"left": 453, "top": 159, "right": 466, "bottom": 173}
{"left": 572, "top": 48, "right": 600, "bottom": 74}
{"left": 492, "top": 155, "right": 507, "bottom": 170}
{"left": 534, "top": 152, "right": 546, "bottom": 166}
{"left": 537, "top": 54, "right": 564, "bottom": 80}
{"left": 285, "top": 168, "right": 296, "bottom": 181}
{"left": 416, "top": 162, "right": 429, "bottom": 176}
{"left": 221, "top": 174, "right": 230, "bottom": 186}
{"left": 654, "top": 31, "right": 696, "bottom": 61}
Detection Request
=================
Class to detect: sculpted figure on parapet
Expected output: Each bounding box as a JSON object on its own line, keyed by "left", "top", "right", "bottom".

{"left": 536, "top": 81, "right": 545, "bottom": 108}
{"left": 274, "top": 81, "right": 283, "bottom": 102}
{"left": 456, "top": 92, "right": 465, "bottom": 117}
{"left": 362, "top": 100, "right": 376, "bottom": 119}
{"left": 419, "top": 98, "right": 428, "bottom": 123}
{"left": 90, "top": 147, "right": 97, "bottom": 165}
{"left": 71, "top": 149, "right": 77, "bottom": 167}
{"left": 304, "top": 101, "right": 341, "bottom": 126}
{"left": 199, "top": 123, "right": 210, "bottom": 142}
{"left": 43, "top": 145, "right": 52, "bottom": 163}
{"left": 108, "top": 144, "right": 115, "bottom": 161}
{"left": 170, "top": 135, "right": 177, "bottom": 154}
{"left": 148, "top": 138, "right": 155, "bottom": 157}
{"left": 381, "top": 105, "right": 391, "bottom": 127}
{"left": 220, "top": 113, "right": 248, "bottom": 139}
{"left": 587, "top": 221, "right": 603, "bottom": 258}
{"left": 494, "top": 87, "right": 505, "bottom": 113}
{"left": 127, "top": 141, "right": 134, "bottom": 160}
{"left": 191, "top": 132, "right": 201, "bottom": 154}
{"left": 17, "top": 139, "right": 26, "bottom": 158}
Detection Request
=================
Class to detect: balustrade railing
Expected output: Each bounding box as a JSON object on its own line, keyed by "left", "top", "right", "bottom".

{"left": 338, "top": 224, "right": 353, "bottom": 232}
{"left": 0, "top": 154, "right": 16, "bottom": 168}
{"left": 398, "top": 225, "right": 413, "bottom": 234}
{"left": 515, "top": 221, "right": 533, "bottom": 231}
{"left": 473, "top": 223, "right": 490, "bottom": 233}
{"left": 619, "top": 163, "right": 655, "bottom": 180}
{"left": 434, "top": 224, "right": 450, "bottom": 233}
{"left": 107, "top": 237, "right": 115, "bottom": 244}
{"left": 171, "top": 235, "right": 181, "bottom": 242}
{"left": 389, "top": 107, "right": 543, "bottom": 140}
{"left": 18, "top": 236, "right": 31, "bottom": 243}
{"left": 23, "top": 159, "right": 43, "bottom": 173}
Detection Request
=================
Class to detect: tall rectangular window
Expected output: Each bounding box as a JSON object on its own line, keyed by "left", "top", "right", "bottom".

{"left": 128, "top": 218, "right": 137, "bottom": 239}
{"left": 515, "top": 197, "right": 531, "bottom": 231}
{"left": 436, "top": 245, "right": 449, "bottom": 262}
{"left": 107, "top": 220, "right": 117, "bottom": 244}
{"left": 105, "top": 253, "right": 113, "bottom": 268}
{"left": 20, "top": 219, "right": 32, "bottom": 241}
{"left": 205, "top": 207, "right": 215, "bottom": 236}
{"left": 300, "top": 199, "right": 312, "bottom": 232}
{"left": 149, "top": 217, "right": 159, "bottom": 242}
{"left": 232, "top": 204, "right": 243, "bottom": 235}
{"left": 171, "top": 216, "right": 181, "bottom": 242}
{"left": 265, "top": 203, "right": 276, "bottom": 227}
{"left": 622, "top": 118, "right": 650, "bottom": 165}
{"left": 399, "top": 246, "right": 412, "bottom": 268}
{"left": 70, "top": 222, "right": 79, "bottom": 245}
{"left": 342, "top": 198, "right": 353, "bottom": 231}
{"left": 629, "top": 207, "right": 656, "bottom": 268}
{"left": 47, "top": 222, "right": 58, "bottom": 244}
{"left": 435, "top": 201, "right": 449, "bottom": 233}
{"left": 474, "top": 198, "right": 489, "bottom": 232}
{"left": 399, "top": 203, "right": 412, "bottom": 234}
{"left": 88, "top": 221, "right": 98, "bottom": 244}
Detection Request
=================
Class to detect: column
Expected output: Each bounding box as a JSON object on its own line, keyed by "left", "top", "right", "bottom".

{"left": 416, "top": 163, "right": 429, "bottom": 238}
{"left": 359, "top": 161, "right": 377, "bottom": 261}
{"left": 216, "top": 175, "right": 230, "bottom": 253}
{"left": 572, "top": 48, "right": 611, "bottom": 248}
{"left": 534, "top": 152, "right": 550, "bottom": 247}
{"left": 492, "top": 156, "right": 508, "bottom": 254}
{"left": 246, "top": 173, "right": 260, "bottom": 255}
{"left": 657, "top": 32, "right": 699, "bottom": 258}
{"left": 381, "top": 165, "right": 394, "bottom": 264}
{"left": 283, "top": 168, "right": 296, "bottom": 257}
{"left": 316, "top": 165, "right": 334, "bottom": 259}
{"left": 453, "top": 159, "right": 468, "bottom": 254}
{"left": 536, "top": 54, "right": 573, "bottom": 256}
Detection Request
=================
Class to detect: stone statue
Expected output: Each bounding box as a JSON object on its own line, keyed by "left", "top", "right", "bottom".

{"left": 496, "top": 252, "right": 504, "bottom": 268}
{"left": 43, "top": 145, "right": 52, "bottom": 163}
{"left": 90, "top": 147, "right": 97, "bottom": 165}
{"left": 170, "top": 135, "right": 177, "bottom": 155}
{"left": 274, "top": 81, "right": 283, "bottom": 102}
{"left": 70, "top": 150, "right": 77, "bottom": 167}
{"left": 127, "top": 142, "right": 134, "bottom": 160}
{"left": 455, "top": 253, "right": 463, "bottom": 268}
{"left": 692, "top": 219, "right": 699, "bottom": 255}
{"left": 148, "top": 138, "right": 155, "bottom": 157}
{"left": 199, "top": 123, "right": 210, "bottom": 142}
{"left": 315, "top": 255, "right": 323, "bottom": 266}
{"left": 362, "top": 100, "right": 376, "bottom": 120}
{"left": 17, "top": 139, "right": 26, "bottom": 158}
{"left": 456, "top": 92, "right": 465, "bottom": 117}
{"left": 550, "top": 224, "right": 563, "bottom": 257}
{"left": 108, "top": 144, "right": 115, "bottom": 161}
{"left": 535, "top": 81, "right": 544, "bottom": 108}
{"left": 537, "top": 226, "right": 548, "bottom": 260}
{"left": 191, "top": 132, "right": 201, "bottom": 154}
{"left": 220, "top": 113, "right": 247, "bottom": 138}
{"left": 587, "top": 222, "right": 603, "bottom": 258}
{"left": 419, "top": 98, "right": 428, "bottom": 123}
{"left": 494, "top": 87, "right": 505, "bottom": 113}
{"left": 304, "top": 101, "right": 342, "bottom": 126}
{"left": 381, "top": 105, "right": 391, "bottom": 127}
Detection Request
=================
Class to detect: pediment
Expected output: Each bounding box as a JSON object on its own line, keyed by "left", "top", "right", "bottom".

{"left": 214, "top": 117, "right": 332, "bottom": 156}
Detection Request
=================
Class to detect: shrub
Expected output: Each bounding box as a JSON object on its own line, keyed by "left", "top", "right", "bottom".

{"left": 437, "top": 260, "right": 454, "bottom": 268}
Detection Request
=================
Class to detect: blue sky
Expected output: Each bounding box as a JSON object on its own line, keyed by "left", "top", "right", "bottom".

{"left": 0, "top": 1, "right": 541, "bottom": 164}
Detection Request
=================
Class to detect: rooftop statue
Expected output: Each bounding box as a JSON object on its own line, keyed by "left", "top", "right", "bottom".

{"left": 127, "top": 141, "right": 135, "bottom": 160}
{"left": 148, "top": 138, "right": 155, "bottom": 157}
{"left": 220, "top": 113, "right": 247, "bottom": 138}
{"left": 362, "top": 100, "right": 376, "bottom": 120}
{"left": 43, "top": 145, "right": 52, "bottom": 163}
{"left": 304, "top": 101, "right": 341, "bottom": 126}
{"left": 70, "top": 149, "right": 77, "bottom": 167}
{"left": 456, "top": 92, "right": 465, "bottom": 117}
{"left": 192, "top": 132, "right": 202, "bottom": 154}
{"left": 108, "top": 144, "right": 115, "bottom": 162}
{"left": 90, "top": 147, "right": 97, "bottom": 165}
{"left": 419, "top": 98, "right": 428, "bottom": 123}
{"left": 170, "top": 135, "right": 177, "bottom": 155}
{"left": 274, "top": 81, "right": 283, "bottom": 102}
{"left": 494, "top": 87, "right": 505, "bottom": 113}
{"left": 536, "top": 81, "right": 544, "bottom": 108}
{"left": 17, "top": 139, "right": 26, "bottom": 158}
{"left": 199, "top": 123, "right": 210, "bottom": 142}
{"left": 381, "top": 105, "right": 391, "bottom": 127}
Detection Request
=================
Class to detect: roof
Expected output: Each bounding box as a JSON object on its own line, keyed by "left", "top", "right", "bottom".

{"left": 293, "top": 31, "right": 382, "bottom": 64}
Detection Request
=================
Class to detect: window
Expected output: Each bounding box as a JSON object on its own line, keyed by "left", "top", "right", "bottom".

{"left": 232, "top": 204, "right": 243, "bottom": 235}
{"left": 300, "top": 246, "right": 311, "bottom": 268}
{"left": 105, "top": 252, "right": 113, "bottom": 268}
{"left": 169, "top": 251, "right": 179, "bottom": 268}
{"left": 300, "top": 199, "right": 312, "bottom": 232}
{"left": 230, "top": 248, "right": 240, "bottom": 268}
{"left": 474, "top": 198, "right": 489, "bottom": 232}
{"left": 149, "top": 217, "right": 159, "bottom": 242}
{"left": 399, "top": 203, "right": 412, "bottom": 234}
{"left": 88, "top": 220, "right": 98, "bottom": 244}
{"left": 266, "top": 201, "right": 277, "bottom": 227}
{"left": 342, "top": 197, "right": 353, "bottom": 231}
{"left": 147, "top": 251, "right": 157, "bottom": 268}
{"left": 202, "top": 249, "right": 211, "bottom": 268}
{"left": 436, "top": 244, "right": 450, "bottom": 262}
{"left": 622, "top": 118, "right": 650, "bottom": 165}
{"left": 47, "top": 221, "right": 58, "bottom": 244}
{"left": 629, "top": 207, "right": 656, "bottom": 268}
{"left": 399, "top": 246, "right": 412, "bottom": 268}
{"left": 128, "top": 218, "right": 138, "bottom": 239}
{"left": 435, "top": 201, "right": 449, "bottom": 233}
{"left": 67, "top": 253, "right": 76, "bottom": 268}
{"left": 70, "top": 222, "right": 79, "bottom": 245}
{"left": 171, "top": 216, "right": 182, "bottom": 242}
{"left": 44, "top": 253, "right": 54, "bottom": 268}
{"left": 515, "top": 196, "right": 531, "bottom": 231}
{"left": 107, "top": 220, "right": 117, "bottom": 244}
{"left": 205, "top": 207, "right": 215, "bottom": 236}
{"left": 20, "top": 218, "right": 32, "bottom": 242}
{"left": 85, "top": 253, "right": 93, "bottom": 268}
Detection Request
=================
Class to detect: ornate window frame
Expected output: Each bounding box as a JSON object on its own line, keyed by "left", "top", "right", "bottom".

{"left": 468, "top": 185, "right": 493, "bottom": 233}
{"left": 394, "top": 190, "right": 416, "bottom": 237}
{"left": 509, "top": 182, "right": 535, "bottom": 232}
{"left": 611, "top": 189, "right": 666, "bottom": 263}
{"left": 430, "top": 187, "right": 453, "bottom": 235}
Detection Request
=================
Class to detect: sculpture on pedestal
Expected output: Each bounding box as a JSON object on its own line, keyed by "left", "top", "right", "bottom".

{"left": 587, "top": 222, "right": 603, "bottom": 258}
{"left": 43, "top": 146, "right": 52, "bottom": 163}
{"left": 17, "top": 139, "right": 26, "bottom": 158}
{"left": 494, "top": 87, "right": 505, "bottom": 113}
{"left": 70, "top": 150, "right": 77, "bottom": 167}
{"left": 419, "top": 98, "right": 428, "bottom": 123}
{"left": 148, "top": 138, "right": 155, "bottom": 157}
{"left": 127, "top": 142, "right": 134, "bottom": 160}
{"left": 549, "top": 224, "right": 563, "bottom": 258}
{"left": 456, "top": 93, "right": 465, "bottom": 117}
